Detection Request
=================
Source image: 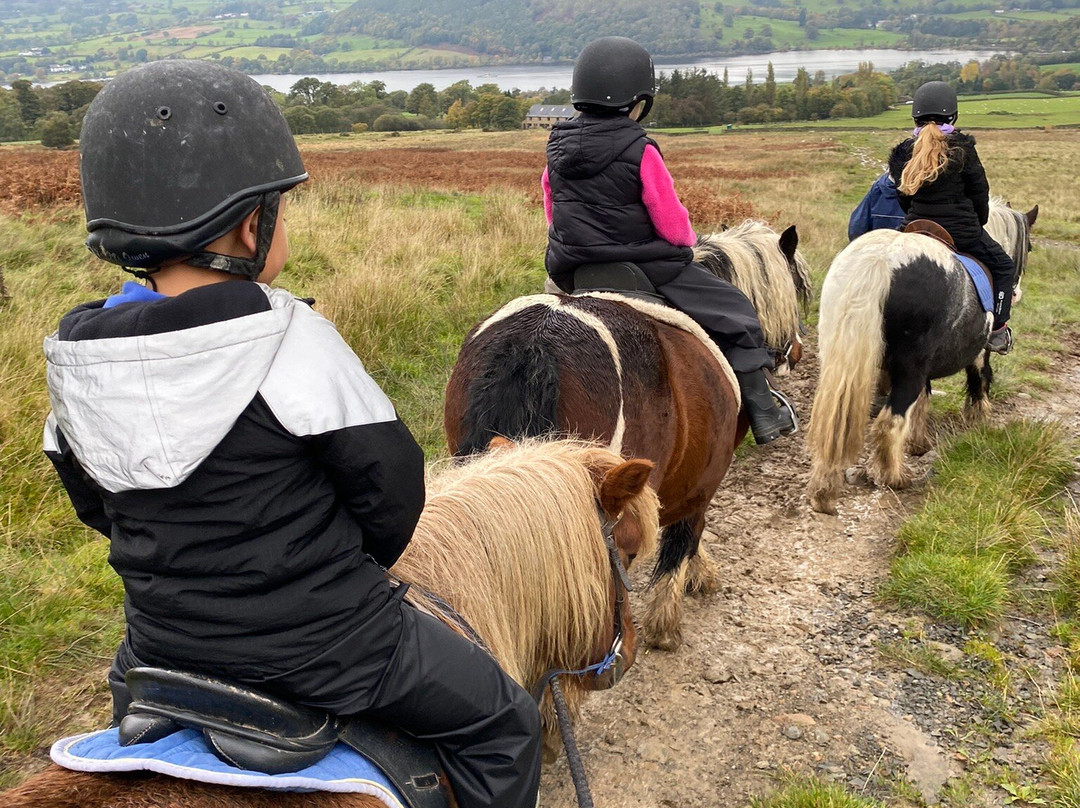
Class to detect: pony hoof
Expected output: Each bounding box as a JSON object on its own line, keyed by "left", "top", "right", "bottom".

{"left": 871, "top": 467, "right": 914, "bottom": 489}
{"left": 642, "top": 625, "right": 682, "bottom": 651}
{"left": 964, "top": 399, "right": 991, "bottom": 423}
{"left": 809, "top": 494, "right": 838, "bottom": 515}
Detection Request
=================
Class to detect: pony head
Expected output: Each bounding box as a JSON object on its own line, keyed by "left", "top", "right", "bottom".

{"left": 393, "top": 438, "right": 659, "bottom": 759}
{"left": 694, "top": 220, "right": 812, "bottom": 375}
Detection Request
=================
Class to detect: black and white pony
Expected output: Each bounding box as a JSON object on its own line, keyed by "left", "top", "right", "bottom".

{"left": 806, "top": 200, "right": 1037, "bottom": 515}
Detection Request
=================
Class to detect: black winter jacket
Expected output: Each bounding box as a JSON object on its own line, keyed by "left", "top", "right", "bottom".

{"left": 887, "top": 131, "right": 991, "bottom": 247}
{"left": 545, "top": 114, "right": 693, "bottom": 289}
{"left": 43, "top": 282, "right": 425, "bottom": 686}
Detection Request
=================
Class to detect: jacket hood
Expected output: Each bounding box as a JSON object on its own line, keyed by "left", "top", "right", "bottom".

{"left": 44, "top": 284, "right": 299, "bottom": 493}
{"left": 547, "top": 114, "right": 647, "bottom": 180}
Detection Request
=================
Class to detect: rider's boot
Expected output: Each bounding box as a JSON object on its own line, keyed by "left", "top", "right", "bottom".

{"left": 735, "top": 369, "right": 798, "bottom": 445}
{"left": 986, "top": 323, "right": 1013, "bottom": 355}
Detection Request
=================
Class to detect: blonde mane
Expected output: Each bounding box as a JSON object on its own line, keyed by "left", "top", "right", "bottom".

{"left": 986, "top": 197, "right": 1031, "bottom": 276}
{"left": 392, "top": 439, "right": 659, "bottom": 690}
{"left": 693, "top": 220, "right": 811, "bottom": 350}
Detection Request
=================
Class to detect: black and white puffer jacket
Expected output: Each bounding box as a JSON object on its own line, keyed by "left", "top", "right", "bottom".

{"left": 43, "top": 282, "right": 425, "bottom": 685}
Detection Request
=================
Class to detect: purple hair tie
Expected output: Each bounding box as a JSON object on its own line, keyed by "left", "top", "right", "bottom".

{"left": 913, "top": 123, "right": 955, "bottom": 136}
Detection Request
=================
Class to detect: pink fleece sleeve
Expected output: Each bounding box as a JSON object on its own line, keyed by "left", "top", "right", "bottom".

{"left": 541, "top": 167, "right": 553, "bottom": 225}
{"left": 640, "top": 144, "right": 696, "bottom": 247}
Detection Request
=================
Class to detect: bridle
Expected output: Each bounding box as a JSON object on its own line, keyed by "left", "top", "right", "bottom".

{"left": 531, "top": 506, "right": 636, "bottom": 808}
{"left": 530, "top": 507, "right": 633, "bottom": 701}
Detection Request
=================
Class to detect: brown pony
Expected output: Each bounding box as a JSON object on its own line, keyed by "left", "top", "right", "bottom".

{"left": 444, "top": 293, "right": 743, "bottom": 650}
{"left": 4, "top": 439, "right": 659, "bottom": 808}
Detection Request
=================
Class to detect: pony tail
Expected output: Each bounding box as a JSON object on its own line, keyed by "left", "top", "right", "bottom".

{"left": 899, "top": 123, "right": 949, "bottom": 195}
{"left": 807, "top": 233, "right": 896, "bottom": 513}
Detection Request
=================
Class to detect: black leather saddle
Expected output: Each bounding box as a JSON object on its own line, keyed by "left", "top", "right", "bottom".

{"left": 571, "top": 262, "right": 670, "bottom": 306}
{"left": 119, "top": 667, "right": 452, "bottom": 808}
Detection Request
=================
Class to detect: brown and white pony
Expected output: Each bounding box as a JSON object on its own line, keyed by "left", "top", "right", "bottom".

{"left": 445, "top": 293, "right": 743, "bottom": 651}
{"left": 3, "top": 439, "right": 659, "bottom": 808}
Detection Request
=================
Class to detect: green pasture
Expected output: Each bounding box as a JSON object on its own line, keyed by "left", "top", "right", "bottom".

{"left": 730, "top": 92, "right": 1080, "bottom": 130}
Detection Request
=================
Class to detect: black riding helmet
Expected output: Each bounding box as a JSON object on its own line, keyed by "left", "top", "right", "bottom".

{"left": 80, "top": 60, "right": 308, "bottom": 279}
{"left": 571, "top": 37, "right": 655, "bottom": 121}
{"left": 911, "top": 81, "right": 958, "bottom": 125}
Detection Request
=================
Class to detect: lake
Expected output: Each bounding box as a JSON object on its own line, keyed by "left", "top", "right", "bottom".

{"left": 250, "top": 48, "right": 1002, "bottom": 93}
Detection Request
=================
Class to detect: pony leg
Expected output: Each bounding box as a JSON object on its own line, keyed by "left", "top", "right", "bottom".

{"left": 906, "top": 387, "right": 932, "bottom": 456}
{"left": 807, "top": 464, "right": 844, "bottom": 515}
{"left": 868, "top": 373, "right": 923, "bottom": 489}
{"left": 642, "top": 518, "right": 696, "bottom": 651}
{"left": 685, "top": 513, "right": 721, "bottom": 596}
{"left": 964, "top": 351, "right": 993, "bottom": 423}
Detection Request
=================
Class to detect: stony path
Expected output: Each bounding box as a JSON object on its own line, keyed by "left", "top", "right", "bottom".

{"left": 541, "top": 338, "right": 1077, "bottom": 807}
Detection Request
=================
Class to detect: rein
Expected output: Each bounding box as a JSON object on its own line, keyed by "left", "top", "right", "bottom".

{"left": 531, "top": 510, "right": 633, "bottom": 808}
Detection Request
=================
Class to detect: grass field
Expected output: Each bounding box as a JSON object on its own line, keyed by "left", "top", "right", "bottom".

{"left": 713, "top": 91, "right": 1080, "bottom": 130}
{"left": 1, "top": 125, "right": 1079, "bottom": 801}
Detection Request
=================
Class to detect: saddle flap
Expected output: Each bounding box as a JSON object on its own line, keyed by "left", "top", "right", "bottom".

{"left": 122, "top": 667, "right": 339, "bottom": 773}
{"left": 340, "top": 717, "right": 455, "bottom": 808}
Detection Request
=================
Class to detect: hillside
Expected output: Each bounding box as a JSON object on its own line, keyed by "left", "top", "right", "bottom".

{"left": 0, "top": 0, "right": 1079, "bottom": 80}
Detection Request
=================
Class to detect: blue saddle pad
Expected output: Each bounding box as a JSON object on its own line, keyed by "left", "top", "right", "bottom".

{"left": 956, "top": 253, "right": 994, "bottom": 312}
{"left": 51, "top": 728, "right": 405, "bottom": 806}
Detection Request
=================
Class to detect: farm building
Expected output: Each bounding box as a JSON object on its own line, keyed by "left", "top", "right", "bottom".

{"left": 522, "top": 104, "right": 575, "bottom": 129}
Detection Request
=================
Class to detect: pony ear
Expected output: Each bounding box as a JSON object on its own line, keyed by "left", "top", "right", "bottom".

{"left": 778, "top": 225, "right": 798, "bottom": 262}
{"left": 488, "top": 436, "right": 516, "bottom": 451}
{"left": 599, "top": 459, "right": 654, "bottom": 517}
{"left": 1025, "top": 205, "right": 1039, "bottom": 228}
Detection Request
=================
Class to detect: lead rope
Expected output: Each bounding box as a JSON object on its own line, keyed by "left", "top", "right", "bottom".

{"left": 535, "top": 514, "right": 629, "bottom": 808}
{"left": 549, "top": 674, "right": 594, "bottom": 808}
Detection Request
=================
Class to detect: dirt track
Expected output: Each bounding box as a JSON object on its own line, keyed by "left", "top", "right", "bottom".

{"left": 541, "top": 335, "right": 1079, "bottom": 807}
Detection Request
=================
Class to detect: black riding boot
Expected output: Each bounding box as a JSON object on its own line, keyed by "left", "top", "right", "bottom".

{"left": 735, "top": 370, "right": 798, "bottom": 445}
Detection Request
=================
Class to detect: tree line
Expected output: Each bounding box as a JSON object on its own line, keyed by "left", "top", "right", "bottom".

{"left": 2, "top": 53, "right": 1077, "bottom": 147}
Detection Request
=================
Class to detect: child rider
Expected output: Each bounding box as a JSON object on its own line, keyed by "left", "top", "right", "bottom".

{"left": 543, "top": 37, "right": 798, "bottom": 444}
{"left": 43, "top": 60, "right": 541, "bottom": 808}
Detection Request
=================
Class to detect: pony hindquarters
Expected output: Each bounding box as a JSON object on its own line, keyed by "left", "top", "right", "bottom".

{"left": 444, "top": 294, "right": 740, "bottom": 652}
{"left": 807, "top": 230, "right": 900, "bottom": 514}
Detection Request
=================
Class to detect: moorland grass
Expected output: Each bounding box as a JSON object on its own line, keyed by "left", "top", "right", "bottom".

{"left": 749, "top": 776, "right": 885, "bottom": 808}
{"left": 1, "top": 126, "right": 1078, "bottom": 791}
{"left": 883, "top": 421, "right": 1075, "bottom": 626}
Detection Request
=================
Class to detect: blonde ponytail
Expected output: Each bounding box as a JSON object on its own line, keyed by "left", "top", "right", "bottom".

{"left": 899, "top": 123, "right": 951, "bottom": 195}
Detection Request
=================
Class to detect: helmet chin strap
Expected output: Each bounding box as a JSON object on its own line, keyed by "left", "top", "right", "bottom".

{"left": 184, "top": 192, "right": 281, "bottom": 281}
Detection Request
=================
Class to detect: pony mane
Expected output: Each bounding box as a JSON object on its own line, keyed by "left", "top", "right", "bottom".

{"left": 693, "top": 220, "right": 810, "bottom": 349}
{"left": 391, "top": 439, "right": 660, "bottom": 689}
{"left": 986, "top": 197, "right": 1031, "bottom": 276}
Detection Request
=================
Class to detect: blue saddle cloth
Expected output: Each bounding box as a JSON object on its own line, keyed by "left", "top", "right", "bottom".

{"left": 956, "top": 253, "right": 994, "bottom": 312}
{"left": 51, "top": 728, "right": 405, "bottom": 806}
